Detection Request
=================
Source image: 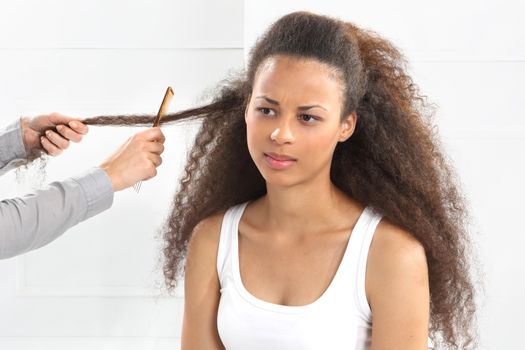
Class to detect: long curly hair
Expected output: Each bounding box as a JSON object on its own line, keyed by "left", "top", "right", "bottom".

{"left": 82, "top": 11, "right": 483, "bottom": 349}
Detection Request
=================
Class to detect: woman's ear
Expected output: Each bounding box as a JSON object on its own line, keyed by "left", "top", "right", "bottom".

{"left": 338, "top": 110, "right": 357, "bottom": 142}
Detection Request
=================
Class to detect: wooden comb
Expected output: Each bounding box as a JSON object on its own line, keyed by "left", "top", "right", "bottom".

{"left": 132, "top": 86, "right": 174, "bottom": 193}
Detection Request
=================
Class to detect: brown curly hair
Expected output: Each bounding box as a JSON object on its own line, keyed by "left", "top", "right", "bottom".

{"left": 83, "top": 11, "right": 483, "bottom": 349}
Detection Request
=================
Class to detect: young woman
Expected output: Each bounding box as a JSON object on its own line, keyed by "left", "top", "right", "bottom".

{"left": 84, "top": 11, "right": 481, "bottom": 350}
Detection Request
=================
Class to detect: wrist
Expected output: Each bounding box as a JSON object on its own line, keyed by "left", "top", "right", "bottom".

{"left": 20, "top": 116, "right": 42, "bottom": 156}
{"left": 99, "top": 163, "right": 122, "bottom": 192}
{"left": 20, "top": 116, "right": 31, "bottom": 152}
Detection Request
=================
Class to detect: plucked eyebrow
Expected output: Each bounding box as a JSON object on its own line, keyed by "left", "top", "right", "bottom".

{"left": 255, "top": 95, "right": 328, "bottom": 112}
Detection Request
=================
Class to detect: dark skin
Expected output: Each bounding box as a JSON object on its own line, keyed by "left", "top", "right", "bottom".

{"left": 181, "top": 55, "right": 429, "bottom": 349}
{"left": 238, "top": 194, "right": 366, "bottom": 307}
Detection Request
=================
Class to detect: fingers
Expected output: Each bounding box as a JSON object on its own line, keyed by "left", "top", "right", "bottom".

{"left": 140, "top": 127, "right": 165, "bottom": 143}
{"left": 56, "top": 124, "right": 85, "bottom": 143}
{"left": 40, "top": 135, "right": 63, "bottom": 156}
{"left": 148, "top": 153, "right": 163, "bottom": 167}
{"left": 40, "top": 121, "right": 91, "bottom": 155}
{"left": 140, "top": 155, "right": 162, "bottom": 181}
{"left": 129, "top": 150, "right": 163, "bottom": 183}
{"left": 145, "top": 140, "right": 165, "bottom": 155}
{"left": 43, "top": 129, "right": 69, "bottom": 152}
{"left": 98, "top": 128, "right": 166, "bottom": 191}
{"left": 47, "top": 113, "right": 88, "bottom": 132}
{"left": 68, "top": 120, "right": 89, "bottom": 135}
{"left": 47, "top": 112, "right": 89, "bottom": 137}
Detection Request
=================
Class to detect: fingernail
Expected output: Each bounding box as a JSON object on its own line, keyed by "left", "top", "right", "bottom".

{"left": 46, "top": 130, "right": 51, "bottom": 136}
{"left": 57, "top": 125, "right": 63, "bottom": 131}
{"left": 70, "top": 121, "right": 78, "bottom": 128}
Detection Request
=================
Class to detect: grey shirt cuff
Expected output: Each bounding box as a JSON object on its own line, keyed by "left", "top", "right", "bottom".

{"left": 0, "top": 118, "right": 28, "bottom": 172}
{"left": 71, "top": 166, "right": 114, "bottom": 219}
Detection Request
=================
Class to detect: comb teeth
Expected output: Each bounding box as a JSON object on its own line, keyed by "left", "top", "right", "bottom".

{"left": 132, "top": 181, "right": 142, "bottom": 193}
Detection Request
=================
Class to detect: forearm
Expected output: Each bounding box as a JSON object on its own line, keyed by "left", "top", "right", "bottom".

{"left": 0, "top": 118, "right": 28, "bottom": 175}
{"left": 0, "top": 166, "right": 114, "bottom": 259}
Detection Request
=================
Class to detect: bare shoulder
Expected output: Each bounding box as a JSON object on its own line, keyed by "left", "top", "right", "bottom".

{"left": 188, "top": 210, "right": 227, "bottom": 256}
{"left": 366, "top": 217, "right": 428, "bottom": 306}
{"left": 185, "top": 209, "right": 229, "bottom": 281}
{"left": 185, "top": 208, "right": 228, "bottom": 293}
{"left": 182, "top": 209, "right": 228, "bottom": 350}
{"left": 366, "top": 217, "right": 430, "bottom": 348}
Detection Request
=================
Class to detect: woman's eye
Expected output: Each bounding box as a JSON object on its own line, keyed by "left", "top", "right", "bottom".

{"left": 300, "top": 114, "right": 317, "bottom": 123}
{"left": 257, "top": 107, "right": 274, "bottom": 116}
{"left": 256, "top": 108, "right": 318, "bottom": 124}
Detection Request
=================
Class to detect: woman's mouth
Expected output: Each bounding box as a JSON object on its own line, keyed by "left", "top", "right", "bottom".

{"left": 264, "top": 153, "right": 296, "bottom": 169}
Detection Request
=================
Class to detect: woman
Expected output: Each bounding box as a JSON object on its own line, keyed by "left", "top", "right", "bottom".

{"left": 84, "top": 11, "right": 481, "bottom": 350}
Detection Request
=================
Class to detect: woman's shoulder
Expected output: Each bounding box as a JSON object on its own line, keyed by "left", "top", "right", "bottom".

{"left": 186, "top": 209, "right": 232, "bottom": 271}
{"left": 372, "top": 218, "right": 424, "bottom": 255}
{"left": 365, "top": 217, "right": 430, "bottom": 344}
{"left": 366, "top": 217, "right": 428, "bottom": 309}
{"left": 189, "top": 200, "right": 252, "bottom": 248}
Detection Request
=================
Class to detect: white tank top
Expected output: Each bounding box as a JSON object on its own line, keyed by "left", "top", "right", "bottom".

{"left": 216, "top": 200, "right": 383, "bottom": 349}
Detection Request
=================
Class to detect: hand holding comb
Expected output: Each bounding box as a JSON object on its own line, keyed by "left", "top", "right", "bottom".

{"left": 132, "top": 86, "right": 174, "bottom": 193}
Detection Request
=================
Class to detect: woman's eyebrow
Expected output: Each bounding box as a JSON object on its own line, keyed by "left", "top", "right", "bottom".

{"left": 255, "top": 95, "right": 328, "bottom": 111}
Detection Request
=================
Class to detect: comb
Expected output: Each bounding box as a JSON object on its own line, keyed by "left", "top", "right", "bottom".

{"left": 132, "top": 86, "right": 174, "bottom": 193}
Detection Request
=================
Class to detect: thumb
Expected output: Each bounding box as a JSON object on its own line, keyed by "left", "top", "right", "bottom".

{"left": 47, "top": 112, "right": 82, "bottom": 126}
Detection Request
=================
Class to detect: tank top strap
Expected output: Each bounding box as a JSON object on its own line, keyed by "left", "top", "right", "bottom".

{"left": 216, "top": 204, "right": 234, "bottom": 287}
{"left": 341, "top": 205, "right": 383, "bottom": 321}
{"left": 217, "top": 201, "right": 249, "bottom": 287}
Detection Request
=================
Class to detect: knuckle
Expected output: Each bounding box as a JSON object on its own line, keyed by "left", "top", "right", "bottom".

{"left": 146, "top": 164, "right": 156, "bottom": 176}
{"left": 143, "top": 161, "right": 152, "bottom": 171}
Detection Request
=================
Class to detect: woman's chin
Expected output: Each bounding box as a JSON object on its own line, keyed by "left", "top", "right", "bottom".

{"left": 258, "top": 169, "right": 298, "bottom": 187}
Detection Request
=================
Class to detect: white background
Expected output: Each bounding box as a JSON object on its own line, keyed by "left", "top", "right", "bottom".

{"left": 1, "top": 0, "right": 523, "bottom": 349}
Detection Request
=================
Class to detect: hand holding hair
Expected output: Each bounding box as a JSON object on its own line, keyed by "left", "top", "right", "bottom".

{"left": 20, "top": 112, "right": 89, "bottom": 157}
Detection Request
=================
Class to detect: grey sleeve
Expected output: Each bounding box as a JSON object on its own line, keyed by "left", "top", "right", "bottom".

{"left": 0, "top": 167, "right": 115, "bottom": 259}
{"left": 0, "top": 118, "right": 28, "bottom": 175}
{"left": 0, "top": 119, "right": 115, "bottom": 259}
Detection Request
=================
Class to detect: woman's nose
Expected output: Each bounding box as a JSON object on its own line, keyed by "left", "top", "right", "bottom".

{"left": 270, "top": 124, "right": 295, "bottom": 144}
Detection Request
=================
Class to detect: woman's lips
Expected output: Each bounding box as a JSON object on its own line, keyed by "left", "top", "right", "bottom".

{"left": 264, "top": 153, "right": 296, "bottom": 169}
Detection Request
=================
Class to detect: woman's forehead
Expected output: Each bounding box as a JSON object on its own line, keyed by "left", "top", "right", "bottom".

{"left": 256, "top": 55, "right": 338, "bottom": 79}
{"left": 253, "top": 56, "right": 344, "bottom": 106}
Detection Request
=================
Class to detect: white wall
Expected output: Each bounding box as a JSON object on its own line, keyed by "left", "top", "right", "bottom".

{"left": 1, "top": 0, "right": 523, "bottom": 349}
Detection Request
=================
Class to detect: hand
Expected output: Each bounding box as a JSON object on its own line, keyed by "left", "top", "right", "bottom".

{"left": 21, "top": 112, "right": 89, "bottom": 156}
{"left": 99, "top": 127, "right": 165, "bottom": 192}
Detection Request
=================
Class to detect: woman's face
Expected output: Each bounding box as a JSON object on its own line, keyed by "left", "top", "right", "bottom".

{"left": 245, "top": 55, "right": 356, "bottom": 186}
